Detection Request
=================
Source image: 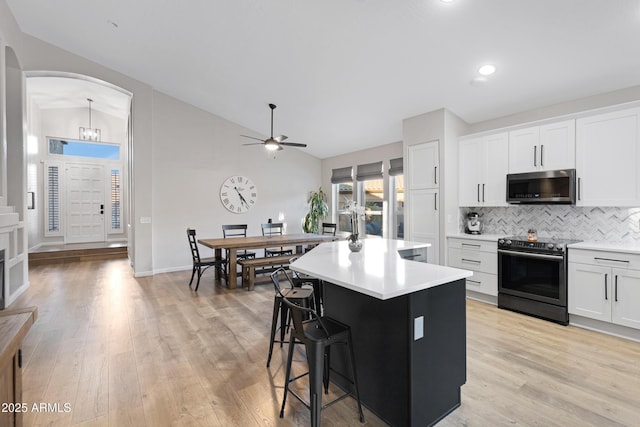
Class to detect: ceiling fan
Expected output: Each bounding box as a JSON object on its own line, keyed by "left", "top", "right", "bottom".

{"left": 241, "top": 103, "right": 307, "bottom": 151}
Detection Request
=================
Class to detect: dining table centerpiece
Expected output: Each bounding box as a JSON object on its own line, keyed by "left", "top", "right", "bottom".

{"left": 345, "top": 200, "right": 365, "bottom": 252}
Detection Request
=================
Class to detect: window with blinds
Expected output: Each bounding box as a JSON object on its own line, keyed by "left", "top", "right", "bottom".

{"left": 46, "top": 163, "right": 62, "bottom": 236}
{"left": 390, "top": 158, "right": 404, "bottom": 239}
{"left": 357, "top": 162, "right": 384, "bottom": 237}
{"left": 110, "top": 169, "right": 122, "bottom": 231}
{"left": 331, "top": 166, "right": 354, "bottom": 233}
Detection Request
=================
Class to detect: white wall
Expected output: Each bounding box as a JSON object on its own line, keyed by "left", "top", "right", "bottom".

{"left": 152, "top": 91, "right": 321, "bottom": 273}
{"left": 468, "top": 85, "right": 640, "bottom": 134}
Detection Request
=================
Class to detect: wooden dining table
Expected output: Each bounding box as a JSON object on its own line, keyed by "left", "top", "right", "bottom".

{"left": 198, "top": 233, "right": 335, "bottom": 288}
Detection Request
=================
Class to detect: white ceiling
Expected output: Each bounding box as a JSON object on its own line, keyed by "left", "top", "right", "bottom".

{"left": 7, "top": 0, "right": 640, "bottom": 159}
{"left": 27, "top": 76, "right": 131, "bottom": 120}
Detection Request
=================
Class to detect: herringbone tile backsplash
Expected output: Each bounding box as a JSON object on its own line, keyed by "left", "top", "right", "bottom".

{"left": 462, "top": 206, "right": 640, "bottom": 242}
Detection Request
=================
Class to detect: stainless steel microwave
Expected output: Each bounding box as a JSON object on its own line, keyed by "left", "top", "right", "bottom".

{"left": 506, "top": 169, "right": 576, "bottom": 204}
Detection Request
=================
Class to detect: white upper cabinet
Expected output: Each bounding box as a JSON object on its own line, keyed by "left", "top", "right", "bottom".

{"left": 508, "top": 120, "right": 575, "bottom": 173}
{"left": 576, "top": 107, "right": 640, "bottom": 206}
{"left": 459, "top": 132, "right": 508, "bottom": 207}
{"left": 408, "top": 141, "right": 439, "bottom": 189}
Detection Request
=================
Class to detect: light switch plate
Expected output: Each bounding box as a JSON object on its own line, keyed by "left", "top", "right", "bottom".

{"left": 140, "top": 216, "right": 151, "bottom": 224}
{"left": 414, "top": 316, "right": 424, "bottom": 341}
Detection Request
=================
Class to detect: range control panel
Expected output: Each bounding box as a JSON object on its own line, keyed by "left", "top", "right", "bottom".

{"left": 497, "top": 237, "right": 580, "bottom": 254}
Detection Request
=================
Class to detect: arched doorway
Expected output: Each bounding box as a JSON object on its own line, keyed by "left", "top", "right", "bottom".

{"left": 25, "top": 72, "right": 132, "bottom": 251}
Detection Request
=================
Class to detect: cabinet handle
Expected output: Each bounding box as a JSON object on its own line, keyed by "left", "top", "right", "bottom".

{"left": 594, "top": 257, "right": 630, "bottom": 264}
{"left": 434, "top": 166, "right": 438, "bottom": 185}
{"left": 477, "top": 184, "right": 480, "bottom": 203}
{"left": 615, "top": 275, "right": 618, "bottom": 302}
{"left": 461, "top": 243, "right": 481, "bottom": 248}
{"left": 467, "top": 279, "right": 482, "bottom": 285}
{"left": 461, "top": 258, "right": 481, "bottom": 264}
{"left": 482, "top": 183, "right": 485, "bottom": 202}
{"left": 578, "top": 178, "right": 581, "bottom": 201}
{"left": 534, "top": 145, "right": 537, "bottom": 167}
{"left": 540, "top": 145, "right": 544, "bottom": 167}
{"left": 604, "top": 274, "right": 608, "bottom": 300}
{"left": 434, "top": 193, "right": 438, "bottom": 210}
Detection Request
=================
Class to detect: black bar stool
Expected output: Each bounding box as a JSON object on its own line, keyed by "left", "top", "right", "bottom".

{"left": 289, "top": 256, "right": 324, "bottom": 315}
{"left": 267, "top": 268, "right": 315, "bottom": 368}
{"left": 275, "top": 270, "right": 364, "bottom": 427}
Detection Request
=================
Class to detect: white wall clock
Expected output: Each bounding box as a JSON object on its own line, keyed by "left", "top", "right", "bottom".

{"left": 220, "top": 175, "right": 257, "bottom": 213}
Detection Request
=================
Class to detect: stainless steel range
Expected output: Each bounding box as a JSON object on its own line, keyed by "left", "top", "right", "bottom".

{"left": 497, "top": 236, "right": 580, "bottom": 325}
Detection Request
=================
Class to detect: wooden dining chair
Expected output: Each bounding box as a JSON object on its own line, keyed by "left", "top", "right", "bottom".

{"left": 261, "top": 222, "right": 293, "bottom": 257}
{"left": 222, "top": 224, "right": 256, "bottom": 275}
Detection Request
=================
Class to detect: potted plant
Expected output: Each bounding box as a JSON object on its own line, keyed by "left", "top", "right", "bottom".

{"left": 345, "top": 199, "right": 365, "bottom": 252}
{"left": 302, "top": 187, "right": 329, "bottom": 234}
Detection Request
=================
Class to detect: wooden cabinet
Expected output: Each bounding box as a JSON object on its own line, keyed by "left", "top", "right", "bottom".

{"left": 407, "top": 141, "right": 439, "bottom": 263}
{"left": 508, "top": 120, "right": 575, "bottom": 173}
{"left": 576, "top": 108, "right": 640, "bottom": 206}
{"left": 569, "top": 249, "right": 640, "bottom": 329}
{"left": 447, "top": 236, "right": 498, "bottom": 296}
{"left": 459, "top": 133, "right": 508, "bottom": 207}
{"left": 0, "top": 307, "right": 38, "bottom": 427}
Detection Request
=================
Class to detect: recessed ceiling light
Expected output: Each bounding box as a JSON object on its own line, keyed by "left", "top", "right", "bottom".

{"left": 478, "top": 64, "right": 496, "bottom": 76}
{"left": 441, "top": 0, "right": 455, "bottom": 3}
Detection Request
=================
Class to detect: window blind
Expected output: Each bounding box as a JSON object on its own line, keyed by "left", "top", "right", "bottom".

{"left": 111, "top": 169, "right": 122, "bottom": 231}
{"left": 331, "top": 166, "right": 353, "bottom": 184}
{"left": 356, "top": 161, "right": 383, "bottom": 181}
{"left": 389, "top": 157, "right": 403, "bottom": 176}
{"left": 47, "top": 165, "right": 60, "bottom": 232}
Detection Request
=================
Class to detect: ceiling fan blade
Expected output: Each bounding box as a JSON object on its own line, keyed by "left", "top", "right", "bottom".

{"left": 241, "top": 135, "right": 266, "bottom": 142}
{"left": 274, "top": 135, "right": 288, "bottom": 142}
{"left": 279, "top": 142, "right": 307, "bottom": 148}
{"left": 242, "top": 142, "right": 265, "bottom": 146}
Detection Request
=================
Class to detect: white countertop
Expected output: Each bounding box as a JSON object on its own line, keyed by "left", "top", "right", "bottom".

{"left": 447, "top": 233, "right": 504, "bottom": 242}
{"left": 291, "top": 238, "right": 473, "bottom": 300}
{"left": 568, "top": 240, "right": 640, "bottom": 254}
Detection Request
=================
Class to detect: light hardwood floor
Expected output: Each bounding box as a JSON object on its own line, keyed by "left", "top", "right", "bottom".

{"left": 13, "top": 259, "right": 640, "bottom": 426}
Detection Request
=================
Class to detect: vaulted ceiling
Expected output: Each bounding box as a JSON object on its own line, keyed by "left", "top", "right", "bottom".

{"left": 7, "top": 0, "right": 640, "bottom": 158}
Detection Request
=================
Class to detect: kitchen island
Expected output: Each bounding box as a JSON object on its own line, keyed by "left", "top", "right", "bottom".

{"left": 290, "top": 239, "right": 473, "bottom": 427}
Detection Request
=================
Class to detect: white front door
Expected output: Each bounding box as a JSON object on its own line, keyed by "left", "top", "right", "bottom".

{"left": 65, "top": 163, "right": 105, "bottom": 243}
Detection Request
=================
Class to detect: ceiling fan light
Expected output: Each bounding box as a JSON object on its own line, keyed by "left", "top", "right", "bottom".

{"left": 265, "top": 141, "right": 280, "bottom": 151}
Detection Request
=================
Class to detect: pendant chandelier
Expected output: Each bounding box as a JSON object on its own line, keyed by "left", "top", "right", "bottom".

{"left": 79, "top": 98, "right": 101, "bottom": 141}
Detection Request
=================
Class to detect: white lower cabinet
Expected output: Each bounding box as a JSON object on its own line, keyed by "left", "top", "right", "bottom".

{"left": 569, "top": 249, "right": 640, "bottom": 329}
{"left": 447, "top": 236, "right": 497, "bottom": 296}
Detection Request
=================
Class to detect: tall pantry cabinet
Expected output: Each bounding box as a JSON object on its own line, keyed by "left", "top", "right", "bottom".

{"left": 406, "top": 141, "right": 440, "bottom": 264}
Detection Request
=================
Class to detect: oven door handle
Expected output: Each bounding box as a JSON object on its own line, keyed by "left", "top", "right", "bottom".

{"left": 498, "top": 249, "right": 563, "bottom": 261}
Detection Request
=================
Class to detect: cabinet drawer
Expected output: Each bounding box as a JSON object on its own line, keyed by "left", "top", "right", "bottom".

{"left": 465, "top": 271, "right": 497, "bottom": 296}
{"left": 448, "top": 248, "right": 497, "bottom": 275}
{"left": 569, "top": 248, "right": 640, "bottom": 271}
{"left": 447, "top": 238, "right": 497, "bottom": 253}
